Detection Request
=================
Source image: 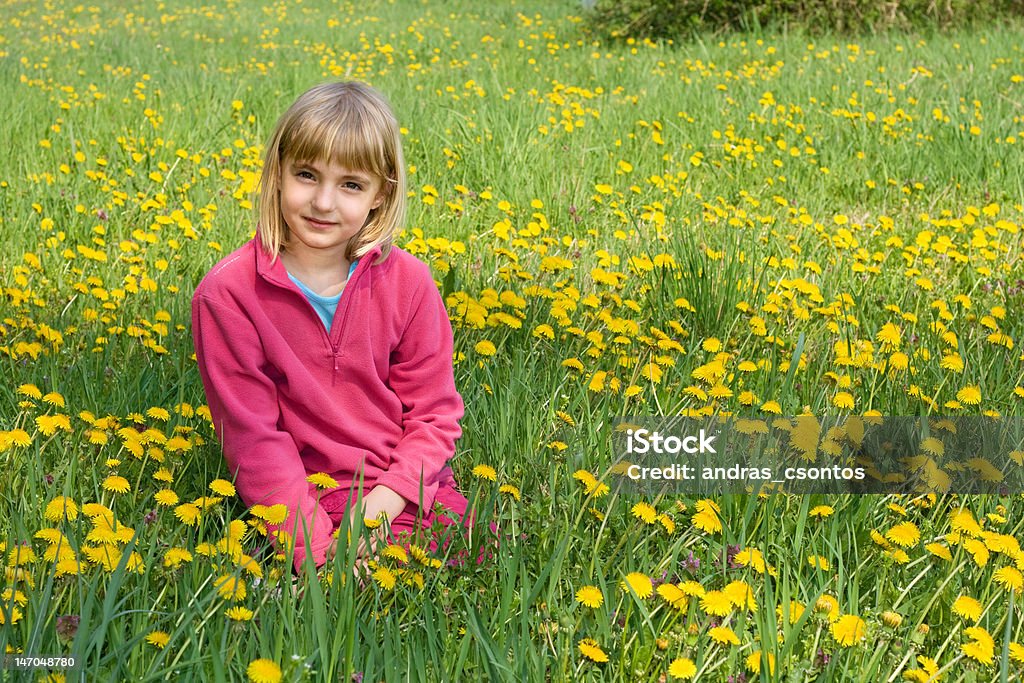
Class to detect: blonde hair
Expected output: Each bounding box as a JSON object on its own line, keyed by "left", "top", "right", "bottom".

{"left": 257, "top": 81, "right": 406, "bottom": 262}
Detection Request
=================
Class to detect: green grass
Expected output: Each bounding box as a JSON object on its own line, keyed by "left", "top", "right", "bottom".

{"left": 1, "top": 0, "right": 1024, "bottom": 680}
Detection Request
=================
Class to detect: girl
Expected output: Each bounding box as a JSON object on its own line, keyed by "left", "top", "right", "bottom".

{"left": 191, "top": 81, "right": 468, "bottom": 573}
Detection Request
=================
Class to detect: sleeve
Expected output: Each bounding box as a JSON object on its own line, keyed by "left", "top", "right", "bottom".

{"left": 191, "top": 292, "right": 335, "bottom": 572}
{"left": 374, "top": 273, "right": 464, "bottom": 512}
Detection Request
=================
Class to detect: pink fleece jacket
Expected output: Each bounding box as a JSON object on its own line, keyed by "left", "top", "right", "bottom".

{"left": 191, "top": 236, "right": 465, "bottom": 570}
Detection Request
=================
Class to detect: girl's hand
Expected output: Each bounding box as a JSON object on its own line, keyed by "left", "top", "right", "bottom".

{"left": 324, "top": 485, "right": 408, "bottom": 562}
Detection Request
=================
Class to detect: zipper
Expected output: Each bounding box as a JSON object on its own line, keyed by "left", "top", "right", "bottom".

{"left": 257, "top": 242, "right": 375, "bottom": 381}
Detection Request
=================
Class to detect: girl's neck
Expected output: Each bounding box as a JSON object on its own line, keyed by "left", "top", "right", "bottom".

{"left": 280, "top": 248, "right": 351, "bottom": 297}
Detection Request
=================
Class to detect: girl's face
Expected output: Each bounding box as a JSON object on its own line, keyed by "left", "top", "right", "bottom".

{"left": 279, "top": 157, "right": 386, "bottom": 263}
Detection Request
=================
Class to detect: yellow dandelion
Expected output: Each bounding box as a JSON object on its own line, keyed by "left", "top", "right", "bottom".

{"left": 575, "top": 585, "right": 604, "bottom": 609}
{"left": 709, "top": 625, "right": 740, "bottom": 645}
{"left": 471, "top": 464, "right": 497, "bottom": 481}
{"left": 745, "top": 650, "right": 776, "bottom": 676}
{"left": 163, "top": 547, "right": 193, "bottom": 569}
{"left": 956, "top": 385, "right": 982, "bottom": 405}
{"left": 174, "top": 503, "right": 201, "bottom": 526}
{"left": 692, "top": 505, "right": 722, "bottom": 534}
{"left": 146, "top": 407, "right": 171, "bottom": 421}
{"left": 373, "top": 566, "right": 396, "bottom": 590}
{"left": 700, "top": 590, "right": 732, "bottom": 617}
{"left": 952, "top": 595, "right": 983, "bottom": 621}
{"left": 620, "top": 572, "right": 653, "bottom": 599}
{"left": 578, "top": 638, "right": 609, "bottom": 663}
{"left": 305, "top": 472, "right": 338, "bottom": 490}
{"left": 668, "top": 657, "right": 697, "bottom": 679}
{"left": 209, "top": 479, "right": 237, "bottom": 496}
{"left": 886, "top": 522, "right": 921, "bottom": 548}
{"left": 994, "top": 566, "right": 1024, "bottom": 593}
{"left": 154, "top": 489, "right": 179, "bottom": 507}
{"left": 246, "top": 658, "right": 282, "bottom": 683}
{"left": 831, "top": 614, "right": 867, "bottom": 647}
{"left": 250, "top": 504, "right": 288, "bottom": 525}
{"left": 962, "top": 626, "right": 994, "bottom": 665}
{"left": 631, "top": 502, "right": 657, "bottom": 524}
{"left": 656, "top": 583, "right": 688, "bottom": 611}
{"left": 145, "top": 631, "right": 170, "bottom": 649}
{"left": 213, "top": 574, "right": 246, "bottom": 601}
{"left": 225, "top": 606, "right": 254, "bottom": 621}
{"left": 17, "top": 384, "right": 42, "bottom": 399}
{"left": 808, "top": 555, "right": 830, "bottom": 571}
{"left": 498, "top": 484, "right": 521, "bottom": 500}
{"left": 44, "top": 496, "right": 79, "bottom": 522}
{"left": 833, "top": 392, "right": 855, "bottom": 410}
{"left": 474, "top": 340, "right": 497, "bottom": 356}
{"left": 809, "top": 505, "right": 834, "bottom": 518}
{"left": 381, "top": 545, "right": 409, "bottom": 564}
{"left": 101, "top": 475, "right": 130, "bottom": 494}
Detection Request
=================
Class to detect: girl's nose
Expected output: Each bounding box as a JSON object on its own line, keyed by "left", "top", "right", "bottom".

{"left": 312, "top": 186, "right": 334, "bottom": 213}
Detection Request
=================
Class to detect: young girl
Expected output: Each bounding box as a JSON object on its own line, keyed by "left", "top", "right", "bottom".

{"left": 191, "top": 81, "right": 468, "bottom": 573}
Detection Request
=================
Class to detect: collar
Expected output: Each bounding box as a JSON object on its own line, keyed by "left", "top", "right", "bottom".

{"left": 253, "top": 235, "right": 383, "bottom": 289}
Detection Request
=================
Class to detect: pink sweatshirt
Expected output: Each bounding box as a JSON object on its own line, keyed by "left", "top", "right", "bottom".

{"left": 191, "top": 236, "right": 465, "bottom": 570}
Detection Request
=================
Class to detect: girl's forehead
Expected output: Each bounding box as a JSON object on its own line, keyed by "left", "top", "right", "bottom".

{"left": 286, "top": 156, "right": 376, "bottom": 177}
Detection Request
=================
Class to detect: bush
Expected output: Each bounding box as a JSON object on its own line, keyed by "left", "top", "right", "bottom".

{"left": 582, "top": 0, "right": 1024, "bottom": 40}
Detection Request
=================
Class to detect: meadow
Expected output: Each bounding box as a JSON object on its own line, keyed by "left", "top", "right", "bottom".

{"left": 1, "top": 0, "right": 1024, "bottom": 680}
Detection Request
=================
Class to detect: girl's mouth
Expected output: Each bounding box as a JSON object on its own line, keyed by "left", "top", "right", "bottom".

{"left": 305, "top": 216, "right": 336, "bottom": 228}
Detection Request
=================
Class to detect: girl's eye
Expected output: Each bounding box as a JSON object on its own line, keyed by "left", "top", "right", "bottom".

{"left": 296, "top": 170, "right": 315, "bottom": 180}
{"left": 343, "top": 181, "right": 362, "bottom": 191}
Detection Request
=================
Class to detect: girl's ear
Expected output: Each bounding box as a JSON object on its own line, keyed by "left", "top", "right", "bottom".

{"left": 371, "top": 180, "right": 391, "bottom": 210}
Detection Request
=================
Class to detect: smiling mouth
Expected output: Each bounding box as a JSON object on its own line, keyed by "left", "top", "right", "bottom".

{"left": 304, "top": 216, "right": 336, "bottom": 228}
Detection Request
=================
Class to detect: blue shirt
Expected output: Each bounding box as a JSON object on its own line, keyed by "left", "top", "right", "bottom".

{"left": 287, "top": 260, "right": 358, "bottom": 333}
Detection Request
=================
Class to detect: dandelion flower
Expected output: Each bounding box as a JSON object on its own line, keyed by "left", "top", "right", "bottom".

{"left": 809, "top": 505, "right": 834, "bottom": 518}
{"left": 700, "top": 590, "right": 732, "bottom": 617}
{"left": 745, "top": 650, "right": 775, "bottom": 676}
{"left": 578, "top": 638, "right": 608, "bottom": 663}
{"left": 305, "top": 472, "right": 338, "bottom": 490}
{"left": 209, "top": 479, "right": 237, "bottom": 496}
{"left": 474, "top": 340, "right": 496, "bottom": 356}
{"left": 498, "top": 484, "right": 521, "bottom": 500}
{"left": 709, "top": 625, "right": 740, "bottom": 645}
{"left": 631, "top": 502, "right": 657, "bottom": 524}
{"left": 833, "top": 392, "right": 855, "bottom": 410}
{"left": 381, "top": 545, "right": 409, "bottom": 564}
{"left": 174, "top": 503, "right": 200, "bottom": 526}
{"left": 808, "top": 555, "right": 830, "bottom": 571}
{"left": 668, "top": 657, "right": 697, "bottom": 679}
{"left": 225, "top": 606, "right": 254, "bottom": 621}
{"left": 831, "top": 614, "right": 866, "bottom": 646}
{"left": 214, "top": 575, "right": 246, "bottom": 601}
{"left": 575, "top": 585, "right": 604, "bottom": 609}
{"left": 886, "top": 522, "right": 921, "bottom": 548}
{"left": 246, "top": 658, "right": 282, "bottom": 683}
{"left": 956, "top": 385, "right": 982, "bottom": 405}
{"left": 994, "top": 566, "right": 1023, "bottom": 593}
{"left": 962, "top": 626, "right": 994, "bottom": 665}
{"left": 373, "top": 566, "right": 396, "bottom": 590}
{"left": 163, "top": 547, "right": 193, "bottom": 569}
{"left": 101, "top": 475, "right": 130, "bottom": 494}
{"left": 154, "top": 489, "right": 179, "bottom": 507}
{"left": 250, "top": 504, "right": 288, "bottom": 525}
{"left": 145, "top": 631, "right": 170, "bottom": 649}
{"left": 620, "top": 572, "right": 653, "bottom": 599}
{"left": 692, "top": 506, "right": 722, "bottom": 534}
{"left": 471, "top": 464, "right": 497, "bottom": 481}
{"left": 952, "top": 595, "right": 983, "bottom": 621}
{"left": 44, "top": 496, "right": 79, "bottom": 522}
{"left": 656, "top": 583, "right": 688, "bottom": 611}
